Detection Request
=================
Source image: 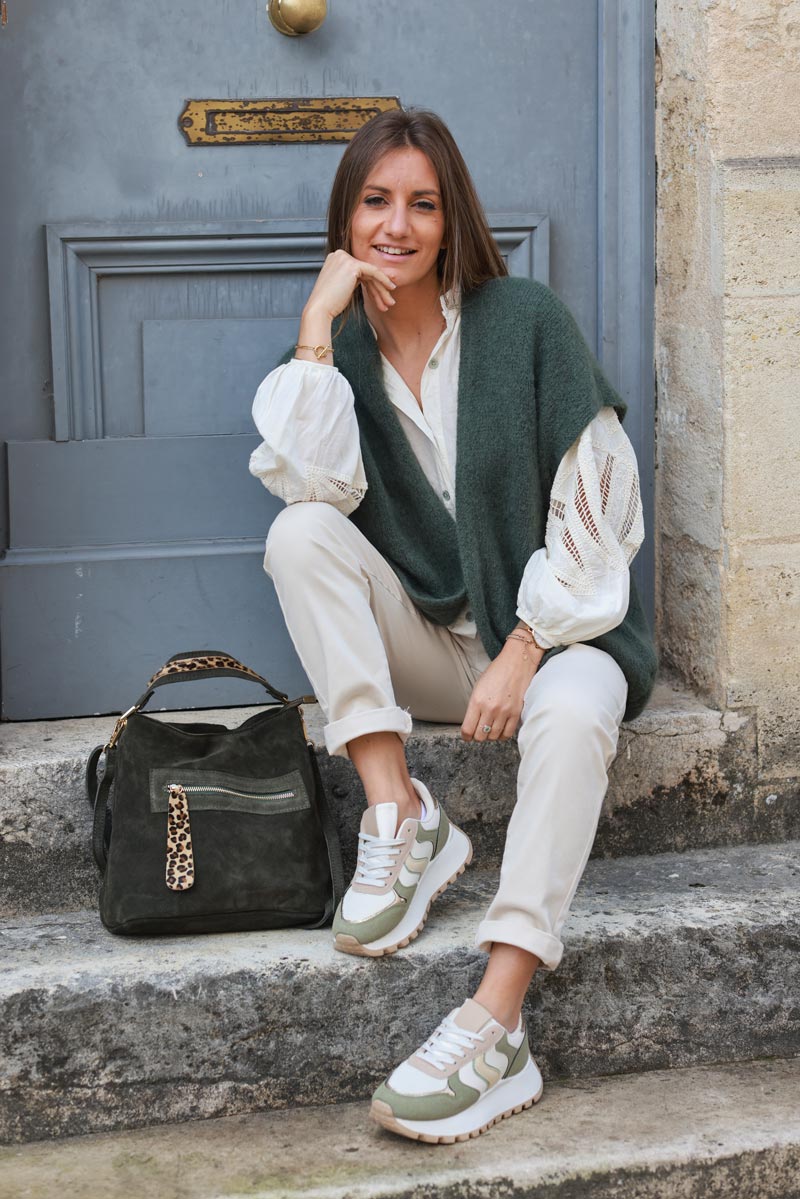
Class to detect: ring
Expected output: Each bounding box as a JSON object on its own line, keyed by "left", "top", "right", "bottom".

{"left": 482, "top": 724, "right": 493, "bottom": 734}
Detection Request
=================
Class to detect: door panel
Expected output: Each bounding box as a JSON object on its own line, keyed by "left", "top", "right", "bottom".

{"left": 142, "top": 319, "right": 292, "bottom": 438}
{"left": 0, "top": 1, "right": 654, "bottom": 718}
{"left": 7, "top": 437, "right": 267, "bottom": 548}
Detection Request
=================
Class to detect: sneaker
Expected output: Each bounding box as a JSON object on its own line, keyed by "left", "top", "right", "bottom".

{"left": 370, "top": 998, "right": 544, "bottom": 1143}
{"left": 332, "top": 778, "right": 472, "bottom": 957}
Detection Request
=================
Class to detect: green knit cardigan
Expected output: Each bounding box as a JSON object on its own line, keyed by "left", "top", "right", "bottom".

{"left": 285, "top": 275, "right": 657, "bottom": 721}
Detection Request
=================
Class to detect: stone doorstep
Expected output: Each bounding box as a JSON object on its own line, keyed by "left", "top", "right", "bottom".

{"left": 2, "top": 678, "right": 796, "bottom": 919}
{"left": 2, "top": 1057, "right": 800, "bottom": 1199}
{"left": 1, "top": 841, "right": 799, "bottom": 1145}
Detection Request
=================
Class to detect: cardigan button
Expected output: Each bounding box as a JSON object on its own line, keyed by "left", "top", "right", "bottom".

{"left": 465, "top": 609, "right": 474, "bottom": 621}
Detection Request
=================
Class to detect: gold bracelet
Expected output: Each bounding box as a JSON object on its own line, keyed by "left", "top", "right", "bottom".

{"left": 295, "top": 344, "right": 333, "bottom": 360}
{"left": 506, "top": 626, "right": 546, "bottom": 652}
{"left": 504, "top": 632, "right": 542, "bottom": 662}
{"left": 517, "top": 619, "right": 547, "bottom": 651}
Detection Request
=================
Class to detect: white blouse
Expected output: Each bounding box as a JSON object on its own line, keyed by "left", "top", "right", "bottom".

{"left": 249, "top": 292, "right": 644, "bottom": 650}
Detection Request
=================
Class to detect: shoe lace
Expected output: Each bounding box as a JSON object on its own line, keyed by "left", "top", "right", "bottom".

{"left": 354, "top": 831, "right": 405, "bottom": 886}
{"left": 417, "top": 1015, "right": 485, "bottom": 1070}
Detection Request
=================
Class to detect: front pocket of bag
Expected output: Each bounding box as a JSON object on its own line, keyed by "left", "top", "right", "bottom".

{"left": 149, "top": 767, "right": 310, "bottom": 816}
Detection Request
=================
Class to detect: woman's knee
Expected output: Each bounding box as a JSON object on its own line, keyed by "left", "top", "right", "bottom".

{"left": 263, "top": 501, "right": 349, "bottom": 574}
{"left": 518, "top": 647, "right": 626, "bottom": 750}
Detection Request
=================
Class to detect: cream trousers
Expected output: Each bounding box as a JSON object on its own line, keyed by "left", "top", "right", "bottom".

{"left": 263, "top": 502, "right": 627, "bottom": 971}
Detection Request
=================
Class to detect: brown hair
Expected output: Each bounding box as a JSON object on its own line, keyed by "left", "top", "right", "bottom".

{"left": 326, "top": 107, "right": 507, "bottom": 300}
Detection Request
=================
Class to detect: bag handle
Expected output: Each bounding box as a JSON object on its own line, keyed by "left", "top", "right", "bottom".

{"left": 103, "top": 651, "right": 311, "bottom": 751}
{"left": 138, "top": 651, "right": 290, "bottom": 706}
{"left": 87, "top": 743, "right": 114, "bottom": 871}
{"left": 303, "top": 748, "right": 345, "bottom": 927}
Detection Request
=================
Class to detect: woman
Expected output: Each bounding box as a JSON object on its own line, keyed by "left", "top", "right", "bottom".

{"left": 249, "top": 107, "right": 657, "bottom": 1144}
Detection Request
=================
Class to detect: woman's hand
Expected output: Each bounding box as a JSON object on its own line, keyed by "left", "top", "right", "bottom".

{"left": 295, "top": 250, "right": 397, "bottom": 365}
{"left": 461, "top": 636, "right": 545, "bottom": 743}
{"left": 304, "top": 249, "right": 397, "bottom": 322}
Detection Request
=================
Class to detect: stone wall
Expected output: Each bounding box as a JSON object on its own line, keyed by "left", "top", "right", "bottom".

{"left": 655, "top": 0, "right": 800, "bottom": 797}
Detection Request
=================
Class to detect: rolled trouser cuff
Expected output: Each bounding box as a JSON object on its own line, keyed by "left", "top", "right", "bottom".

{"left": 324, "top": 705, "right": 414, "bottom": 760}
{"left": 474, "top": 917, "right": 564, "bottom": 972}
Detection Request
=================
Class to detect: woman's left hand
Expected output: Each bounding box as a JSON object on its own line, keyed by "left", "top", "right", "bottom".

{"left": 461, "top": 637, "right": 545, "bottom": 743}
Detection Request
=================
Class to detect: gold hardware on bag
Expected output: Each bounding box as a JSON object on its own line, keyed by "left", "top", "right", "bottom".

{"left": 105, "top": 705, "right": 139, "bottom": 751}
{"left": 299, "top": 706, "right": 311, "bottom": 746}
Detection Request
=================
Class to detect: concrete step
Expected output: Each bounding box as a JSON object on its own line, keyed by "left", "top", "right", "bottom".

{"left": 2, "top": 1056, "right": 800, "bottom": 1199}
{"left": 2, "top": 840, "right": 799, "bottom": 1144}
{"left": 2, "top": 678, "right": 794, "bottom": 919}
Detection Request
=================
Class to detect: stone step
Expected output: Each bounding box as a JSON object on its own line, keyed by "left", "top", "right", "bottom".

{"left": 1, "top": 678, "right": 794, "bottom": 919}
{"left": 2, "top": 1056, "right": 800, "bottom": 1199}
{"left": 2, "top": 840, "right": 799, "bottom": 1144}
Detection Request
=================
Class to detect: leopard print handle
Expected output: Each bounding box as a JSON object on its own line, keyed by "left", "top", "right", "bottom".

{"left": 147, "top": 653, "right": 266, "bottom": 690}
{"left": 135, "top": 650, "right": 291, "bottom": 708}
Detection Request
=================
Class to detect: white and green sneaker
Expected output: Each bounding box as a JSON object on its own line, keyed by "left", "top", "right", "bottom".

{"left": 332, "top": 779, "right": 472, "bottom": 958}
{"left": 370, "top": 998, "right": 544, "bottom": 1143}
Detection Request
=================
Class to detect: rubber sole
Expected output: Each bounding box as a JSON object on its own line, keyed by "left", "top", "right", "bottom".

{"left": 334, "top": 824, "right": 473, "bottom": 958}
{"left": 370, "top": 1059, "right": 544, "bottom": 1144}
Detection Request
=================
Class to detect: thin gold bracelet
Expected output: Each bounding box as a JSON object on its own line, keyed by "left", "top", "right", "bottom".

{"left": 505, "top": 630, "right": 546, "bottom": 652}
{"left": 504, "top": 633, "right": 542, "bottom": 662}
{"left": 295, "top": 344, "right": 333, "bottom": 360}
{"left": 517, "top": 620, "right": 547, "bottom": 651}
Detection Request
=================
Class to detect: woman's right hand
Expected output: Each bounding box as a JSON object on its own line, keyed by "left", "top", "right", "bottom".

{"left": 304, "top": 249, "right": 397, "bottom": 321}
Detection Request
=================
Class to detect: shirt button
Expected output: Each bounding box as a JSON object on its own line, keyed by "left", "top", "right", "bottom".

{"left": 442, "top": 489, "right": 451, "bottom": 501}
{"left": 428, "top": 357, "right": 439, "bottom": 370}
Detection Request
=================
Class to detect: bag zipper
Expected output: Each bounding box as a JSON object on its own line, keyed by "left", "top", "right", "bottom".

{"left": 164, "top": 783, "right": 297, "bottom": 802}
{"left": 163, "top": 780, "right": 302, "bottom": 892}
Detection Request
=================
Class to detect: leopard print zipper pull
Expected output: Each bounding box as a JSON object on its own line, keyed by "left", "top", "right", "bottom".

{"left": 166, "top": 784, "right": 195, "bottom": 891}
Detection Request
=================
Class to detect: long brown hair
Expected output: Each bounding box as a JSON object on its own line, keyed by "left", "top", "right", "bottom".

{"left": 327, "top": 108, "right": 507, "bottom": 300}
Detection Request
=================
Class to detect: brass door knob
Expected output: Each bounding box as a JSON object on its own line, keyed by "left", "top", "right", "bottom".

{"left": 267, "top": 0, "right": 327, "bottom": 36}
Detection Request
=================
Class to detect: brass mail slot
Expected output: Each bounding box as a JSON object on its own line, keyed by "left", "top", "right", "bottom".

{"left": 179, "top": 97, "right": 401, "bottom": 145}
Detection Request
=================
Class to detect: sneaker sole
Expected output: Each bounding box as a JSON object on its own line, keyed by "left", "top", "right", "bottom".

{"left": 334, "top": 823, "right": 473, "bottom": 958}
{"left": 369, "top": 1058, "right": 544, "bottom": 1144}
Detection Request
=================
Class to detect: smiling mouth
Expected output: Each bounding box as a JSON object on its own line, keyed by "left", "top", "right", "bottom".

{"left": 374, "top": 245, "right": 417, "bottom": 256}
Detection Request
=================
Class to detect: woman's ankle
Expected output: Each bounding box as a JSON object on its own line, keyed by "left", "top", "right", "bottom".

{"left": 473, "top": 942, "right": 541, "bottom": 1031}
{"left": 347, "top": 731, "right": 422, "bottom": 823}
{"left": 472, "top": 987, "right": 522, "bottom": 1033}
{"left": 365, "top": 782, "right": 421, "bottom": 824}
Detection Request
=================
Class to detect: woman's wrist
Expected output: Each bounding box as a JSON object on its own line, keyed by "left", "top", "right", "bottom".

{"left": 300, "top": 299, "right": 335, "bottom": 327}
{"left": 512, "top": 618, "right": 548, "bottom": 652}
{"left": 296, "top": 306, "right": 335, "bottom": 364}
{"left": 502, "top": 629, "right": 545, "bottom": 668}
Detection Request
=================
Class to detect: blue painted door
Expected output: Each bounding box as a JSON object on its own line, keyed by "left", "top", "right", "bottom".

{"left": 0, "top": 1, "right": 654, "bottom": 718}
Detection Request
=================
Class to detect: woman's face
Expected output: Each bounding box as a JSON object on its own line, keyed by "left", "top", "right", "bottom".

{"left": 348, "top": 146, "right": 446, "bottom": 291}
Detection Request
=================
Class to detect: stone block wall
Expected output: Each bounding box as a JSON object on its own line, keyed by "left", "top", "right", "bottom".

{"left": 655, "top": 1, "right": 800, "bottom": 793}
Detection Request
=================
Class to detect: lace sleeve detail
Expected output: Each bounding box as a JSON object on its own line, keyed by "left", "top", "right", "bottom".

{"left": 516, "top": 408, "right": 644, "bottom": 648}
{"left": 249, "top": 359, "right": 368, "bottom": 516}
{"left": 546, "top": 406, "right": 644, "bottom": 595}
{"left": 304, "top": 464, "right": 369, "bottom": 507}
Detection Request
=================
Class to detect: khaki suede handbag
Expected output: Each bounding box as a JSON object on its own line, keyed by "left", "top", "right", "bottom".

{"left": 86, "top": 651, "right": 344, "bottom": 936}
